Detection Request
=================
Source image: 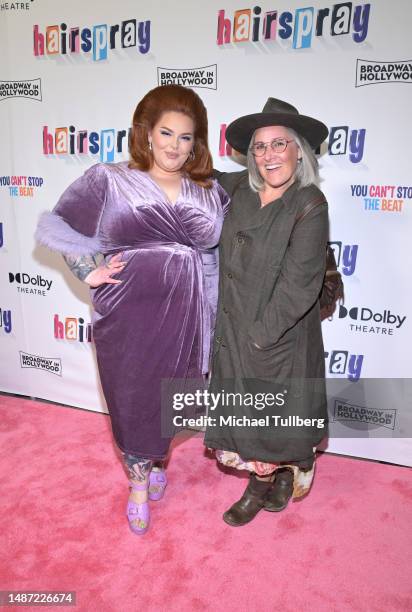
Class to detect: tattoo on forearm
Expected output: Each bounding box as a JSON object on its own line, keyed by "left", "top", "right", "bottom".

{"left": 123, "top": 453, "right": 153, "bottom": 482}
{"left": 63, "top": 254, "right": 100, "bottom": 281}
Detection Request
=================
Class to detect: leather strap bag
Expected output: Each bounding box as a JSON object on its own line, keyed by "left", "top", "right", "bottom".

{"left": 293, "top": 196, "right": 344, "bottom": 319}
{"left": 228, "top": 175, "right": 344, "bottom": 320}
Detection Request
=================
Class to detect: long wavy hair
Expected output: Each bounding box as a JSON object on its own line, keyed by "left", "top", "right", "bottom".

{"left": 129, "top": 85, "right": 213, "bottom": 188}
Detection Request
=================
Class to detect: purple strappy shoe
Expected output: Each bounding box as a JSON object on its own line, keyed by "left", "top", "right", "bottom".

{"left": 148, "top": 468, "right": 167, "bottom": 501}
{"left": 126, "top": 481, "right": 150, "bottom": 535}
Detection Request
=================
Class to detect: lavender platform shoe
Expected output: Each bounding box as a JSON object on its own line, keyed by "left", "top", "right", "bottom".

{"left": 127, "top": 481, "right": 150, "bottom": 535}
{"left": 148, "top": 467, "right": 167, "bottom": 501}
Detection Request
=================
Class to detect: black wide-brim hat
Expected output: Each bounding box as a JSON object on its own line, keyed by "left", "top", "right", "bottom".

{"left": 226, "top": 98, "right": 328, "bottom": 155}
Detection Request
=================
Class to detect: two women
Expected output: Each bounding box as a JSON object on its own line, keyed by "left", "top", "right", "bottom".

{"left": 205, "top": 98, "right": 329, "bottom": 526}
{"left": 37, "top": 88, "right": 329, "bottom": 533}
{"left": 36, "top": 85, "right": 228, "bottom": 535}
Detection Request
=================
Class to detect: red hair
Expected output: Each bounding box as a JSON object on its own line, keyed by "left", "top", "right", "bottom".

{"left": 129, "top": 85, "right": 213, "bottom": 187}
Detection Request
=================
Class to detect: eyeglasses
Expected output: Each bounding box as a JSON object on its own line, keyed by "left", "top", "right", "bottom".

{"left": 249, "top": 138, "right": 295, "bottom": 157}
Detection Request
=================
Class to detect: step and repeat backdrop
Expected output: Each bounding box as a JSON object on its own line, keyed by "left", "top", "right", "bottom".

{"left": 1, "top": 0, "right": 411, "bottom": 465}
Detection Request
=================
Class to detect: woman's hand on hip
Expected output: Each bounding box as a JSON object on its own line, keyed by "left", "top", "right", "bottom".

{"left": 84, "top": 252, "right": 126, "bottom": 288}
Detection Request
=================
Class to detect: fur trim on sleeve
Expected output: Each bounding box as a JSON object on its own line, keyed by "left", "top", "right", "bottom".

{"left": 35, "top": 211, "right": 103, "bottom": 256}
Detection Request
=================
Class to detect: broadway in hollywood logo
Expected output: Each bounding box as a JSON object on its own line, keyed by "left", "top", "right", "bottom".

{"left": 0, "top": 79, "right": 42, "bottom": 100}
{"left": 333, "top": 399, "right": 396, "bottom": 429}
{"left": 356, "top": 59, "right": 412, "bottom": 86}
{"left": 20, "top": 351, "right": 62, "bottom": 376}
{"left": 157, "top": 65, "right": 217, "bottom": 89}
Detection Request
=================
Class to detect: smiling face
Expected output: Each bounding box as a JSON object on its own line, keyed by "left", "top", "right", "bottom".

{"left": 252, "top": 125, "right": 301, "bottom": 196}
{"left": 148, "top": 111, "right": 195, "bottom": 175}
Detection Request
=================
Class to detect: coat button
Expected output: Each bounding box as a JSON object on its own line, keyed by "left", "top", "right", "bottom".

{"left": 223, "top": 307, "right": 229, "bottom": 314}
{"left": 216, "top": 336, "right": 222, "bottom": 343}
{"left": 227, "top": 272, "right": 233, "bottom": 279}
{"left": 237, "top": 233, "right": 245, "bottom": 245}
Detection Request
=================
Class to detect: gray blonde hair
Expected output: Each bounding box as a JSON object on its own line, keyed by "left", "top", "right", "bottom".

{"left": 247, "top": 127, "right": 319, "bottom": 192}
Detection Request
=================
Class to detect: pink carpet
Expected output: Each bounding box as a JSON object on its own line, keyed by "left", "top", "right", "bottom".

{"left": 0, "top": 395, "right": 411, "bottom": 612}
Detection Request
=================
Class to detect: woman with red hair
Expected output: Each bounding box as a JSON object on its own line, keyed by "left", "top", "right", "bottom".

{"left": 36, "top": 85, "right": 228, "bottom": 535}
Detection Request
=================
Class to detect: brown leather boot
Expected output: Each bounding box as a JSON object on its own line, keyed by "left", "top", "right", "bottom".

{"left": 263, "top": 467, "right": 294, "bottom": 512}
{"left": 223, "top": 474, "right": 272, "bottom": 526}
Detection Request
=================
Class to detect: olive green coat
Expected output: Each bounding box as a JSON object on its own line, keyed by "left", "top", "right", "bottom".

{"left": 205, "top": 171, "right": 329, "bottom": 463}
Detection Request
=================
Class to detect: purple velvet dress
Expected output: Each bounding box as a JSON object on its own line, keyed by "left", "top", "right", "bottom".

{"left": 37, "top": 162, "right": 228, "bottom": 458}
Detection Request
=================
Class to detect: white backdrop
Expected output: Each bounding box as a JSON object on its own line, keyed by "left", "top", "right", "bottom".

{"left": 1, "top": 0, "right": 411, "bottom": 465}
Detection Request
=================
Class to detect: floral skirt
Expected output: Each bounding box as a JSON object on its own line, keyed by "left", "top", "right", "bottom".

{"left": 214, "top": 449, "right": 316, "bottom": 499}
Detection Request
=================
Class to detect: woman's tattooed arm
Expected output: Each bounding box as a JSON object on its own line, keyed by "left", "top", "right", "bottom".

{"left": 63, "top": 254, "right": 102, "bottom": 281}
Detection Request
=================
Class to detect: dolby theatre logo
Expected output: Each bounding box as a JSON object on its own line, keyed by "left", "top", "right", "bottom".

{"left": 1, "top": 1, "right": 34, "bottom": 11}
{"left": 339, "top": 304, "right": 406, "bottom": 335}
{"left": 9, "top": 272, "right": 52, "bottom": 296}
